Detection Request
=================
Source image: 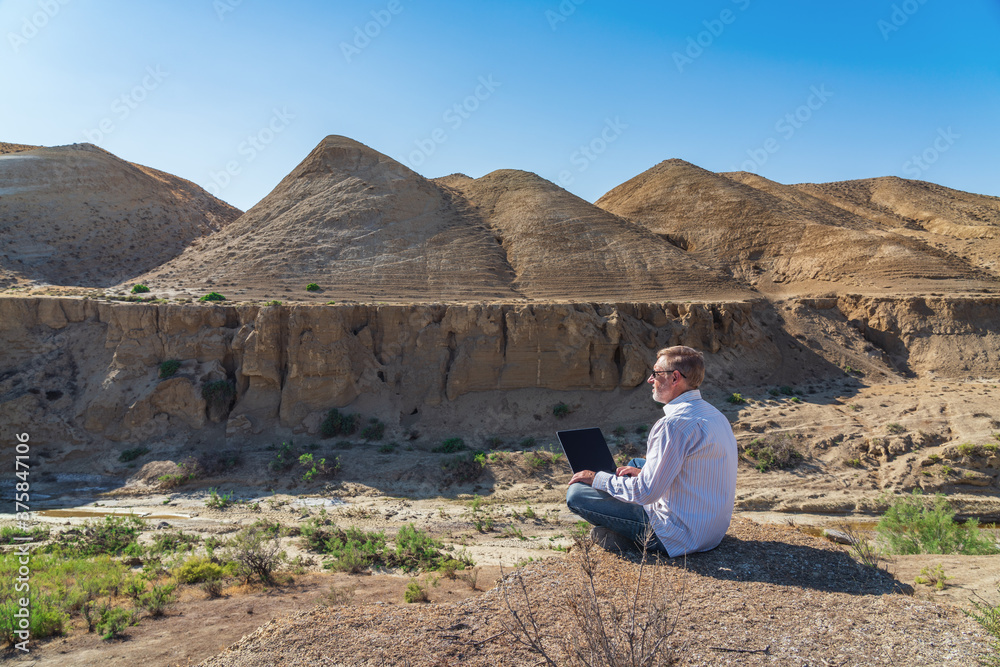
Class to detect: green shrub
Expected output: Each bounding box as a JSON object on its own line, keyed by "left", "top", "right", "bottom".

{"left": 361, "top": 418, "right": 385, "bottom": 441}
{"left": 199, "top": 292, "right": 226, "bottom": 302}
{"left": 0, "top": 596, "right": 67, "bottom": 643}
{"left": 131, "top": 284, "right": 150, "bottom": 294}
{"left": 149, "top": 530, "right": 201, "bottom": 554}
{"left": 0, "top": 525, "right": 50, "bottom": 545}
{"left": 404, "top": 581, "right": 428, "bottom": 603}
{"left": 118, "top": 446, "right": 150, "bottom": 463}
{"left": 157, "top": 456, "right": 202, "bottom": 489}
{"left": 552, "top": 402, "right": 570, "bottom": 418}
{"left": 433, "top": 438, "right": 465, "bottom": 454}
{"left": 138, "top": 584, "right": 176, "bottom": 617}
{"left": 320, "top": 409, "right": 360, "bottom": 438}
{"left": 202, "top": 380, "right": 235, "bottom": 410}
{"left": 206, "top": 488, "right": 235, "bottom": 510}
{"left": 306, "top": 283, "right": 321, "bottom": 292}
{"left": 876, "top": 490, "right": 999, "bottom": 555}
{"left": 227, "top": 525, "right": 285, "bottom": 584}
{"left": 55, "top": 515, "right": 145, "bottom": 557}
{"left": 727, "top": 393, "right": 746, "bottom": 405}
{"left": 158, "top": 359, "right": 181, "bottom": 379}
{"left": 442, "top": 453, "right": 485, "bottom": 483}
{"left": 268, "top": 441, "right": 298, "bottom": 472}
{"left": 174, "top": 556, "right": 233, "bottom": 584}
{"left": 965, "top": 585, "right": 1000, "bottom": 666}
{"left": 743, "top": 435, "right": 802, "bottom": 473}
{"left": 956, "top": 442, "right": 978, "bottom": 457}
{"left": 378, "top": 442, "right": 397, "bottom": 454}
{"left": 95, "top": 605, "right": 136, "bottom": 640}
{"left": 299, "top": 453, "right": 339, "bottom": 482}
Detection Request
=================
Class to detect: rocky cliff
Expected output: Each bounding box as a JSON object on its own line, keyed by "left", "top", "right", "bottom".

{"left": 3, "top": 294, "right": 998, "bottom": 458}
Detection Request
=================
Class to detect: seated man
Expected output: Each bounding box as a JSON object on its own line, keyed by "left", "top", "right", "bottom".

{"left": 566, "top": 345, "right": 737, "bottom": 557}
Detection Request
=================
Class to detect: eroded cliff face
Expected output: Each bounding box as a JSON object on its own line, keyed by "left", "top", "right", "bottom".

{"left": 1, "top": 297, "right": 779, "bottom": 450}
{"left": 2, "top": 295, "right": 998, "bottom": 456}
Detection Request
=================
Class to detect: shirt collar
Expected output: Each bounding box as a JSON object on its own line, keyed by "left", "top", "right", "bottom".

{"left": 662, "top": 389, "right": 701, "bottom": 416}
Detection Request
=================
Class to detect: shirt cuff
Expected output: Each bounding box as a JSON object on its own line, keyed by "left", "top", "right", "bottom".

{"left": 592, "top": 470, "right": 614, "bottom": 493}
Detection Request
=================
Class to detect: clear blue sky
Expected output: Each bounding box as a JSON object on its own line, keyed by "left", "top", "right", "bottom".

{"left": 3, "top": 0, "right": 998, "bottom": 211}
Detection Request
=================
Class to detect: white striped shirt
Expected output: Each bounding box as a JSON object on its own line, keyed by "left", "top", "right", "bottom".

{"left": 593, "top": 389, "right": 738, "bottom": 557}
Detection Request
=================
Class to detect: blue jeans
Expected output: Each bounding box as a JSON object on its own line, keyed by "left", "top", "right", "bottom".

{"left": 566, "top": 458, "right": 667, "bottom": 552}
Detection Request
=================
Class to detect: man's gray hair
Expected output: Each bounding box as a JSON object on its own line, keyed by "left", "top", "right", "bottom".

{"left": 656, "top": 346, "right": 705, "bottom": 388}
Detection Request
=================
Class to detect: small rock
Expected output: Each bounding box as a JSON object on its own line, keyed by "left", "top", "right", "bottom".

{"left": 822, "top": 528, "right": 855, "bottom": 545}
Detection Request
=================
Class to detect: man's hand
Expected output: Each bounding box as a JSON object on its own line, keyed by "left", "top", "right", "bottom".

{"left": 569, "top": 470, "right": 596, "bottom": 486}
{"left": 616, "top": 466, "right": 641, "bottom": 477}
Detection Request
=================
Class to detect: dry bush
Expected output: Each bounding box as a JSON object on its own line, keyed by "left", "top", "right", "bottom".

{"left": 499, "top": 525, "right": 684, "bottom": 666}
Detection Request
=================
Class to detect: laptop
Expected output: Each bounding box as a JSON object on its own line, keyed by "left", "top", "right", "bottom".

{"left": 556, "top": 427, "right": 617, "bottom": 474}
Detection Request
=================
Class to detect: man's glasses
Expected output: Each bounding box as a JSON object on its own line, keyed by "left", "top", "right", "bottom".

{"left": 650, "top": 368, "right": 687, "bottom": 380}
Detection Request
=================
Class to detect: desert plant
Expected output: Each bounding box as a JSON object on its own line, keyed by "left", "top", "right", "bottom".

{"left": 157, "top": 456, "right": 202, "bottom": 489}
{"left": 55, "top": 514, "right": 145, "bottom": 557}
{"left": 378, "top": 442, "right": 397, "bottom": 454}
{"left": 0, "top": 525, "right": 50, "bottom": 545}
{"left": 268, "top": 441, "right": 298, "bottom": 472}
{"left": 519, "top": 437, "right": 537, "bottom": 449}
{"left": 149, "top": 530, "right": 201, "bottom": 554}
{"left": 158, "top": 359, "right": 181, "bottom": 378}
{"left": 95, "top": 606, "right": 137, "bottom": 640}
{"left": 118, "top": 446, "right": 150, "bottom": 463}
{"left": 138, "top": 584, "right": 177, "bottom": 617}
{"left": 206, "top": 488, "right": 235, "bottom": 510}
{"left": 306, "top": 283, "right": 321, "bottom": 292}
{"left": 876, "top": 490, "right": 999, "bottom": 555}
{"left": 914, "top": 564, "right": 951, "bottom": 590}
{"left": 433, "top": 437, "right": 466, "bottom": 454}
{"left": 743, "top": 435, "right": 802, "bottom": 473}
{"left": 499, "top": 523, "right": 682, "bottom": 667}
{"left": 320, "top": 408, "right": 360, "bottom": 437}
{"left": 727, "top": 393, "right": 746, "bottom": 405}
{"left": 175, "top": 556, "right": 231, "bottom": 584}
{"left": 965, "top": 585, "right": 1000, "bottom": 666}
{"left": 199, "top": 292, "right": 226, "bottom": 302}
{"left": 227, "top": 525, "right": 285, "bottom": 584}
{"left": 404, "top": 580, "right": 428, "bottom": 603}
{"left": 202, "top": 379, "right": 235, "bottom": 412}
{"left": 361, "top": 418, "right": 385, "bottom": 441}
{"left": 299, "top": 453, "right": 338, "bottom": 482}
{"left": 886, "top": 423, "right": 905, "bottom": 434}
{"left": 131, "top": 284, "right": 150, "bottom": 294}
{"left": 552, "top": 402, "right": 570, "bottom": 418}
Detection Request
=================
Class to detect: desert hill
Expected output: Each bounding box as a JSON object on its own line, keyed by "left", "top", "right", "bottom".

{"left": 793, "top": 176, "right": 1000, "bottom": 280}
{"left": 442, "top": 168, "right": 752, "bottom": 301}
{"left": 131, "top": 136, "right": 523, "bottom": 301}
{"left": 0, "top": 141, "right": 40, "bottom": 154}
{"left": 596, "top": 159, "right": 996, "bottom": 296}
{"left": 0, "top": 143, "right": 241, "bottom": 288}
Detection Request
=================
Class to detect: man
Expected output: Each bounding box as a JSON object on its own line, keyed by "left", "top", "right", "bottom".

{"left": 566, "top": 345, "right": 737, "bottom": 557}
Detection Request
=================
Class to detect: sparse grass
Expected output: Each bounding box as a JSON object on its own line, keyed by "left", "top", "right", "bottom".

{"left": 0, "top": 525, "right": 50, "bottom": 545}
{"left": 876, "top": 490, "right": 999, "bottom": 555}
{"left": 847, "top": 458, "right": 863, "bottom": 468}
{"left": 206, "top": 488, "right": 235, "bottom": 510}
{"left": 965, "top": 585, "right": 1000, "bottom": 666}
{"left": 199, "top": 292, "right": 226, "bottom": 302}
{"left": 914, "top": 564, "right": 951, "bottom": 590}
{"left": 118, "top": 446, "right": 150, "bottom": 463}
{"left": 51, "top": 514, "right": 145, "bottom": 557}
{"left": 149, "top": 530, "right": 201, "bottom": 555}
{"left": 158, "top": 359, "right": 181, "bottom": 379}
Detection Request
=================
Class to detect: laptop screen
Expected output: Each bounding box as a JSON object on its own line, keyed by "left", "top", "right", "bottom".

{"left": 556, "top": 427, "right": 617, "bottom": 474}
